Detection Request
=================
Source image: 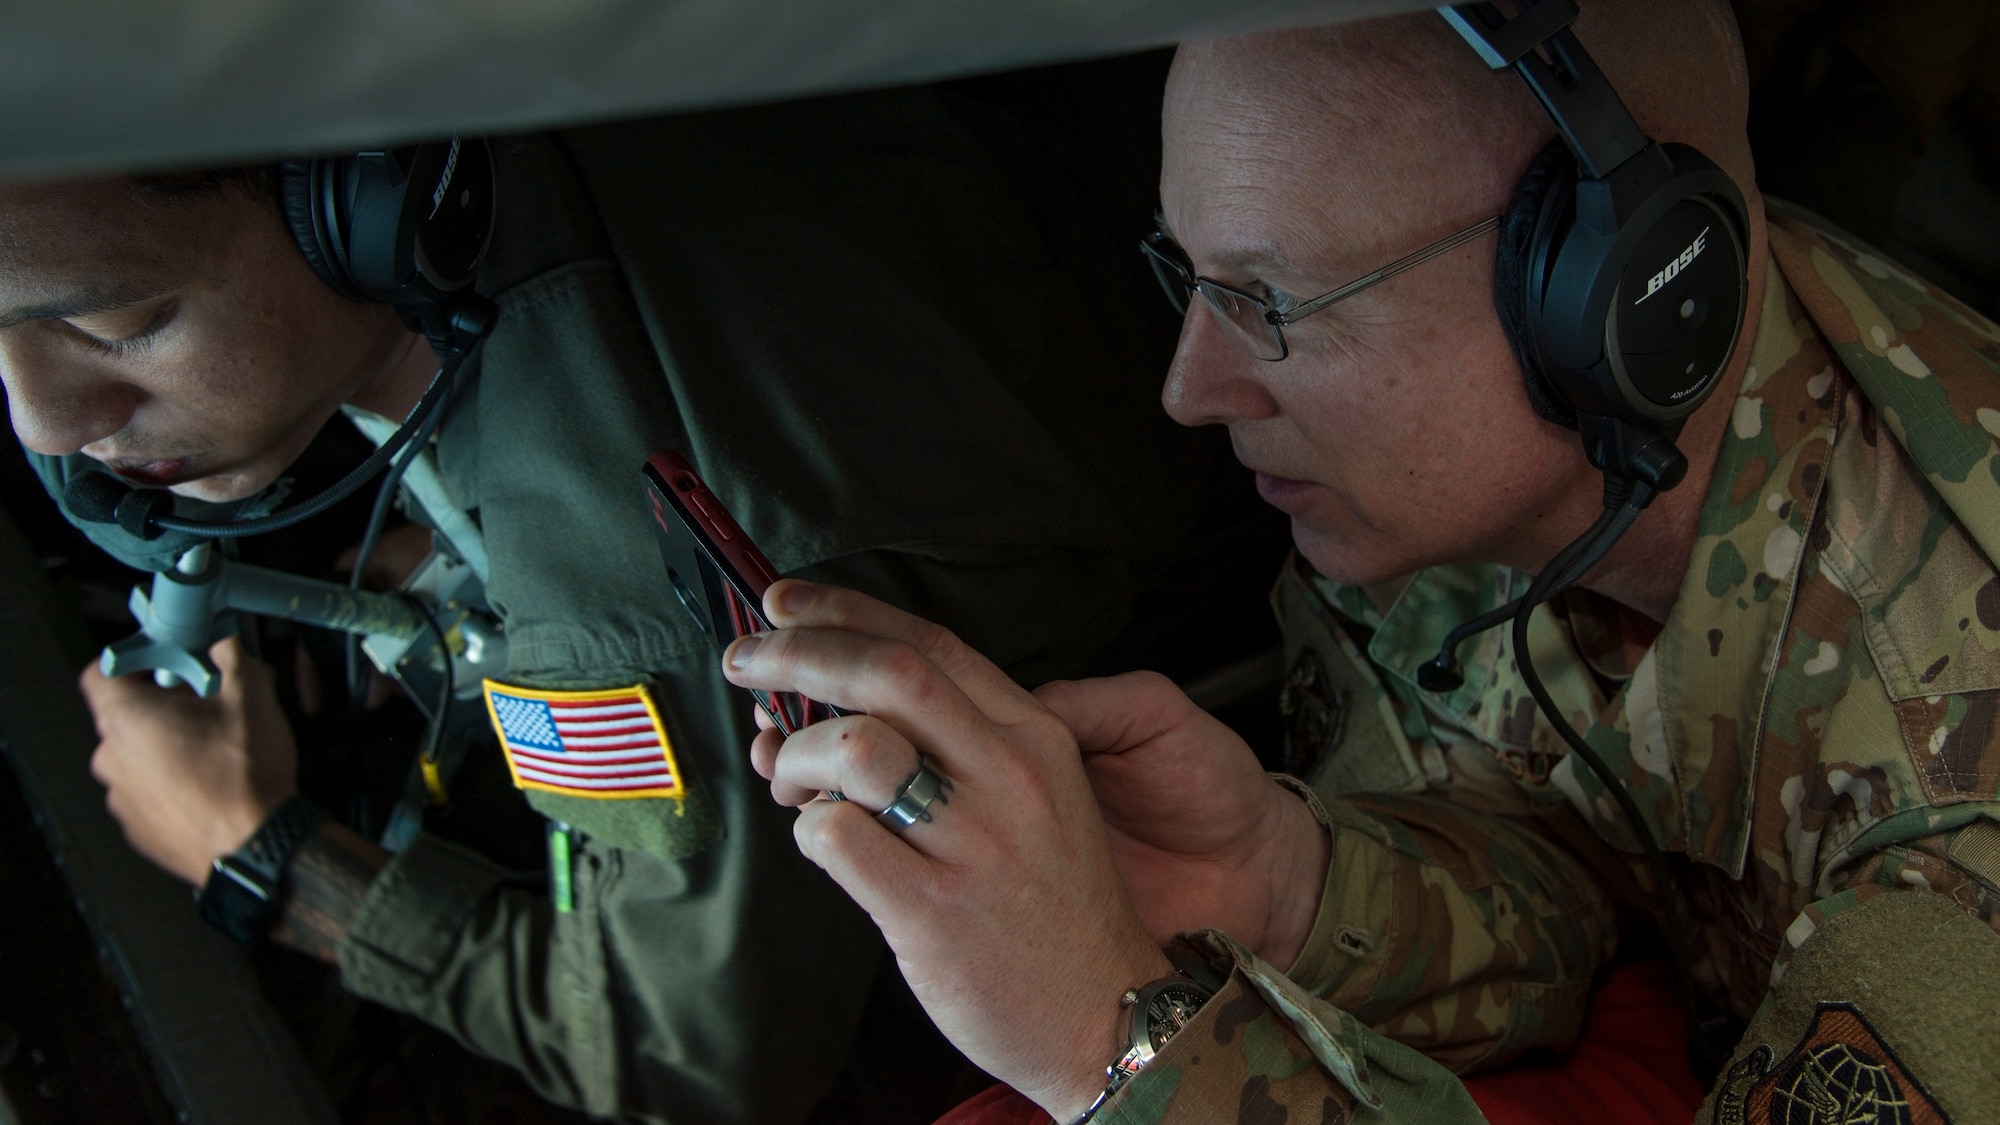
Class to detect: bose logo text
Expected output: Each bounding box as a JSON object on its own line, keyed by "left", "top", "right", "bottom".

{"left": 427, "top": 137, "right": 462, "bottom": 220}
{"left": 1634, "top": 226, "right": 1709, "bottom": 306}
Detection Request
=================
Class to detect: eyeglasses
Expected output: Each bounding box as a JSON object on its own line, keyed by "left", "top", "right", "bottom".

{"left": 1140, "top": 215, "right": 1501, "bottom": 361}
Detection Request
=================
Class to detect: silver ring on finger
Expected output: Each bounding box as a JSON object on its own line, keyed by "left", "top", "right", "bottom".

{"left": 874, "top": 755, "right": 952, "bottom": 834}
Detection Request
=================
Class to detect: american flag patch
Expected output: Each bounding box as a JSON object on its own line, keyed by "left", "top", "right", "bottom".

{"left": 480, "top": 681, "right": 685, "bottom": 801}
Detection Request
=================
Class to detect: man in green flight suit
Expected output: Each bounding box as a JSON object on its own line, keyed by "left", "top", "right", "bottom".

{"left": 0, "top": 84, "right": 1216, "bottom": 1122}
{"left": 712, "top": 3, "right": 2000, "bottom": 1122}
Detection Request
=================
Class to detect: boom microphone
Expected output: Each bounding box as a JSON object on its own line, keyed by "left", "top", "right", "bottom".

{"left": 58, "top": 299, "right": 490, "bottom": 542}
{"left": 60, "top": 468, "right": 124, "bottom": 523}
{"left": 61, "top": 362, "right": 451, "bottom": 542}
{"left": 63, "top": 472, "right": 177, "bottom": 539}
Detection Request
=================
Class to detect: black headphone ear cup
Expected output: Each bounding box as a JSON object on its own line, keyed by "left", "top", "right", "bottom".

{"left": 278, "top": 158, "right": 363, "bottom": 301}
{"left": 1494, "top": 138, "right": 1579, "bottom": 430}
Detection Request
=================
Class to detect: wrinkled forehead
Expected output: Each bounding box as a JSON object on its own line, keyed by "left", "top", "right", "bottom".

{"left": 0, "top": 178, "right": 200, "bottom": 298}
{"left": 1161, "top": 21, "right": 1540, "bottom": 267}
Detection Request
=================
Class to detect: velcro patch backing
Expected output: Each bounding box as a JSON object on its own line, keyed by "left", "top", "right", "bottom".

{"left": 1703, "top": 889, "right": 1999, "bottom": 1124}
{"left": 1947, "top": 818, "right": 2000, "bottom": 893}
{"left": 481, "top": 680, "right": 684, "bottom": 801}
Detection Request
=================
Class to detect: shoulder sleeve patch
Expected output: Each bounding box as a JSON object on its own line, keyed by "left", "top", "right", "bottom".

{"left": 480, "top": 679, "right": 685, "bottom": 802}
{"left": 1712, "top": 1002, "right": 1948, "bottom": 1124}
{"left": 1704, "top": 889, "right": 2000, "bottom": 1124}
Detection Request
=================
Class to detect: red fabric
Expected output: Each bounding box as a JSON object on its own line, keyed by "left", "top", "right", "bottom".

{"left": 1462, "top": 959, "right": 1704, "bottom": 1125}
{"left": 931, "top": 1082, "right": 1051, "bottom": 1125}
{"left": 930, "top": 960, "right": 1702, "bottom": 1125}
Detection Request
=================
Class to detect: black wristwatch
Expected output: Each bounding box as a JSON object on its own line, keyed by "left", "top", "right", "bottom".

{"left": 195, "top": 796, "right": 325, "bottom": 945}
{"left": 1067, "top": 975, "right": 1214, "bottom": 1125}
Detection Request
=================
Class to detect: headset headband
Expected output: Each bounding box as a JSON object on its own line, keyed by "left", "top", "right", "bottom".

{"left": 1439, "top": 0, "right": 1751, "bottom": 487}
{"left": 1440, "top": 1, "right": 1646, "bottom": 180}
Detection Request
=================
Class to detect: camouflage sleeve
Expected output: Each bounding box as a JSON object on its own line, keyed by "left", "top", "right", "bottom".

{"left": 1096, "top": 930, "right": 1487, "bottom": 1124}
{"left": 1281, "top": 780, "right": 1619, "bottom": 1072}
{"left": 1696, "top": 816, "right": 2000, "bottom": 1121}
{"left": 1093, "top": 781, "right": 1617, "bottom": 1123}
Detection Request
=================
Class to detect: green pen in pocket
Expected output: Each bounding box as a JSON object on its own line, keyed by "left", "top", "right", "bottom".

{"left": 549, "top": 820, "right": 575, "bottom": 914}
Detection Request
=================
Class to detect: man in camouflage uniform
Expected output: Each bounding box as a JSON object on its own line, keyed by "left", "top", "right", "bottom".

{"left": 713, "top": 4, "right": 2000, "bottom": 1123}
{"left": 1235, "top": 196, "right": 2000, "bottom": 1121}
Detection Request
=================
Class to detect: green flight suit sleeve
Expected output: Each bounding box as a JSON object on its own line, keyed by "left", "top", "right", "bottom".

{"left": 336, "top": 797, "right": 887, "bottom": 1125}
{"left": 328, "top": 539, "right": 1178, "bottom": 1125}
{"left": 334, "top": 835, "right": 617, "bottom": 1102}
{"left": 333, "top": 635, "right": 888, "bottom": 1125}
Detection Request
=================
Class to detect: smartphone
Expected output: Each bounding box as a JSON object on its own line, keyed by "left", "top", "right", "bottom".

{"left": 642, "top": 450, "right": 842, "bottom": 735}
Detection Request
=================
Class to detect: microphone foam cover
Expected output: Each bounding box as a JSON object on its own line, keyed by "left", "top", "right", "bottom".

{"left": 1416, "top": 658, "right": 1464, "bottom": 694}
{"left": 115, "top": 489, "right": 175, "bottom": 540}
{"left": 63, "top": 471, "right": 130, "bottom": 524}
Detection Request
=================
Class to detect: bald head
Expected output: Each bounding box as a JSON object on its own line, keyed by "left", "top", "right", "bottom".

{"left": 1156, "top": 2, "right": 1768, "bottom": 593}
{"left": 1163, "top": 2, "right": 1753, "bottom": 272}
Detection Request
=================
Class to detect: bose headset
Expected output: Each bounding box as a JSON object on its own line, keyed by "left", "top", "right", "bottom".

{"left": 1418, "top": 0, "right": 1751, "bottom": 691}
{"left": 1424, "top": 1, "right": 1751, "bottom": 1076}
{"left": 66, "top": 138, "right": 500, "bottom": 542}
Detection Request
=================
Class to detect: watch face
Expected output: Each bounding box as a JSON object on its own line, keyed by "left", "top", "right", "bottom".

{"left": 1139, "top": 982, "right": 1211, "bottom": 1053}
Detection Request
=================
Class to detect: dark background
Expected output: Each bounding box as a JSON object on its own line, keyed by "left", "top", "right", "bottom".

{"left": 2, "top": 3, "right": 1996, "bottom": 1121}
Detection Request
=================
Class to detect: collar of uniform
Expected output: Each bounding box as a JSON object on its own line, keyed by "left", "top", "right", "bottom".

{"left": 1329, "top": 562, "right": 1646, "bottom": 721}
{"left": 1360, "top": 563, "right": 1522, "bottom": 722}
{"left": 1310, "top": 249, "right": 1842, "bottom": 870}
{"left": 1651, "top": 250, "right": 1844, "bottom": 874}
{"left": 1336, "top": 559, "right": 1638, "bottom": 802}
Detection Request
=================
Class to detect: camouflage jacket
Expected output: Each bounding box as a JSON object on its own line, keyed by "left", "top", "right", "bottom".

{"left": 1099, "top": 204, "right": 2000, "bottom": 1123}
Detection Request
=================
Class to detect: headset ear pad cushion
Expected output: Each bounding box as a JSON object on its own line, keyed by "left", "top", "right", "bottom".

{"left": 278, "top": 158, "right": 363, "bottom": 301}
{"left": 1494, "top": 138, "right": 1580, "bottom": 430}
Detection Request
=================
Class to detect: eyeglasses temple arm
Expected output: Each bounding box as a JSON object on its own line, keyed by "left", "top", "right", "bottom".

{"left": 1278, "top": 215, "right": 1501, "bottom": 324}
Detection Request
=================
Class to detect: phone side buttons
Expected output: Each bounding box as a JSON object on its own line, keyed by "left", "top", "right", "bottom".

{"left": 688, "top": 489, "right": 739, "bottom": 541}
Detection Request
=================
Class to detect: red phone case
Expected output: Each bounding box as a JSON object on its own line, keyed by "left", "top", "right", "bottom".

{"left": 642, "top": 450, "right": 840, "bottom": 735}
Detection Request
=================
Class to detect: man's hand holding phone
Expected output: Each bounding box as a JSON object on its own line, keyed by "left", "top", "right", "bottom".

{"left": 643, "top": 451, "right": 1332, "bottom": 1117}
{"left": 1041, "top": 671, "right": 1331, "bottom": 971}
{"left": 723, "top": 579, "right": 1337, "bottom": 1122}
{"left": 642, "top": 450, "right": 841, "bottom": 735}
{"left": 722, "top": 579, "right": 1173, "bottom": 1122}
